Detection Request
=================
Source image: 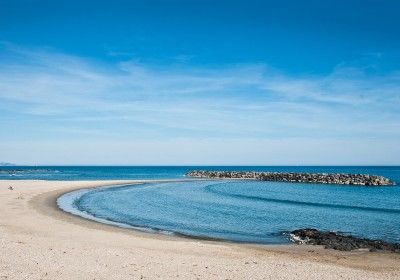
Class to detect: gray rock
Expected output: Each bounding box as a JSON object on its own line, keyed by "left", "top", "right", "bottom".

{"left": 186, "top": 171, "right": 395, "bottom": 186}
{"left": 289, "top": 228, "right": 400, "bottom": 253}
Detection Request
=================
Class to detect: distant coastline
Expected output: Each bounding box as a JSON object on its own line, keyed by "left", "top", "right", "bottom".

{"left": 0, "top": 162, "right": 16, "bottom": 166}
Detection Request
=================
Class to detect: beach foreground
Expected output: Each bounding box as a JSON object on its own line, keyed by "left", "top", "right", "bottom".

{"left": 0, "top": 180, "right": 399, "bottom": 280}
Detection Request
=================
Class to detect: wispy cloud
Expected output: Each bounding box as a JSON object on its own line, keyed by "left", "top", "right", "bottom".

{"left": 0, "top": 45, "right": 399, "bottom": 164}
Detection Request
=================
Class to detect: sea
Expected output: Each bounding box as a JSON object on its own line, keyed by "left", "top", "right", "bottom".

{"left": 2, "top": 166, "right": 400, "bottom": 245}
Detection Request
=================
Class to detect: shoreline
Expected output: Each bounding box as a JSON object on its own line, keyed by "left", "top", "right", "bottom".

{"left": 1, "top": 179, "right": 399, "bottom": 279}
{"left": 55, "top": 180, "right": 282, "bottom": 244}
{"left": 56, "top": 181, "right": 400, "bottom": 250}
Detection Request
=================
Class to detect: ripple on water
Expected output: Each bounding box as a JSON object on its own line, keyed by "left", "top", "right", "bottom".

{"left": 58, "top": 180, "right": 400, "bottom": 244}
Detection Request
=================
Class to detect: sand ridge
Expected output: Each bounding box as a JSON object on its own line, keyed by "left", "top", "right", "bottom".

{"left": 0, "top": 180, "right": 399, "bottom": 279}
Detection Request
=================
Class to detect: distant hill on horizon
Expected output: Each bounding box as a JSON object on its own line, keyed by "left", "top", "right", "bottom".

{"left": 0, "top": 162, "right": 16, "bottom": 166}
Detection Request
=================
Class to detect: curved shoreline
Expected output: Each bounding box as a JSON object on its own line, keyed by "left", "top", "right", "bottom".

{"left": 56, "top": 182, "right": 231, "bottom": 242}
{"left": 56, "top": 181, "right": 400, "bottom": 247}
{"left": 1, "top": 180, "right": 400, "bottom": 279}
{"left": 36, "top": 179, "right": 400, "bottom": 254}
{"left": 31, "top": 179, "right": 209, "bottom": 242}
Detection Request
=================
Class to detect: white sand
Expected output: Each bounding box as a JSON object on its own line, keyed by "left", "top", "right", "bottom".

{"left": 0, "top": 180, "right": 399, "bottom": 280}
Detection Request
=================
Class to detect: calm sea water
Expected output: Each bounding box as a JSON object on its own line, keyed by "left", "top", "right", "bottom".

{"left": 46, "top": 166, "right": 399, "bottom": 244}
{"left": 1, "top": 165, "right": 399, "bottom": 181}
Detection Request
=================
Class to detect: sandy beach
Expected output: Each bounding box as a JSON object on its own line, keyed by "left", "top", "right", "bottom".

{"left": 0, "top": 180, "right": 399, "bottom": 280}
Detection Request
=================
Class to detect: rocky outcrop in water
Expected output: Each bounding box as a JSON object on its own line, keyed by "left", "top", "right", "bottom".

{"left": 186, "top": 170, "right": 395, "bottom": 186}
{"left": 289, "top": 228, "right": 400, "bottom": 252}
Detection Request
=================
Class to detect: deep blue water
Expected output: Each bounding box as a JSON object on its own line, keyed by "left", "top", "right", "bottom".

{"left": 52, "top": 166, "right": 400, "bottom": 244}
{"left": 1, "top": 165, "right": 400, "bottom": 181}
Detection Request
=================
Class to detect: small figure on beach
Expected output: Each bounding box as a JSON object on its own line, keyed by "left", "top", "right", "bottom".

{"left": 8, "top": 186, "right": 13, "bottom": 190}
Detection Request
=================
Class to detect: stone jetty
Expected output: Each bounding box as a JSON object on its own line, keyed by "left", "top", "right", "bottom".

{"left": 186, "top": 170, "right": 395, "bottom": 186}
{"left": 289, "top": 228, "right": 400, "bottom": 252}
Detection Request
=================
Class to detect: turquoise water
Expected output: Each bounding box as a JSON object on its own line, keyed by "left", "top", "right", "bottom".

{"left": 53, "top": 166, "right": 400, "bottom": 244}
{"left": 1, "top": 166, "right": 399, "bottom": 181}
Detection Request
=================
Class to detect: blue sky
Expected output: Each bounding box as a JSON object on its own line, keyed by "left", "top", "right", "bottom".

{"left": 0, "top": 0, "right": 399, "bottom": 165}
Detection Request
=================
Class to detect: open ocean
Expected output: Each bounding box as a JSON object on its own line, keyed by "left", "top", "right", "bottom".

{"left": 3, "top": 166, "right": 400, "bottom": 245}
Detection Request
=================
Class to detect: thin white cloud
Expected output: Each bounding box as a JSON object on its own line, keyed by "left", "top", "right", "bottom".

{"left": 1, "top": 138, "right": 399, "bottom": 166}
{"left": 0, "top": 45, "right": 399, "bottom": 164}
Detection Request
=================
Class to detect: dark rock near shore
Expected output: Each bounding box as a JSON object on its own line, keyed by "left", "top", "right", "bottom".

{"left": 289, "top": 228, "right": 400, "bottom": 253}
{"left": 186, "top": 170, "right": 395, "bottom": 186}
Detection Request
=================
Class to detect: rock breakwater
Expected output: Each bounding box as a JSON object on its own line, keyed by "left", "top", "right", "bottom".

{"left": 289, "top": 228, "right": 400, "bottom": 252}
{"left": 186, "top": 170, "right": 395, "bottom": 186}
